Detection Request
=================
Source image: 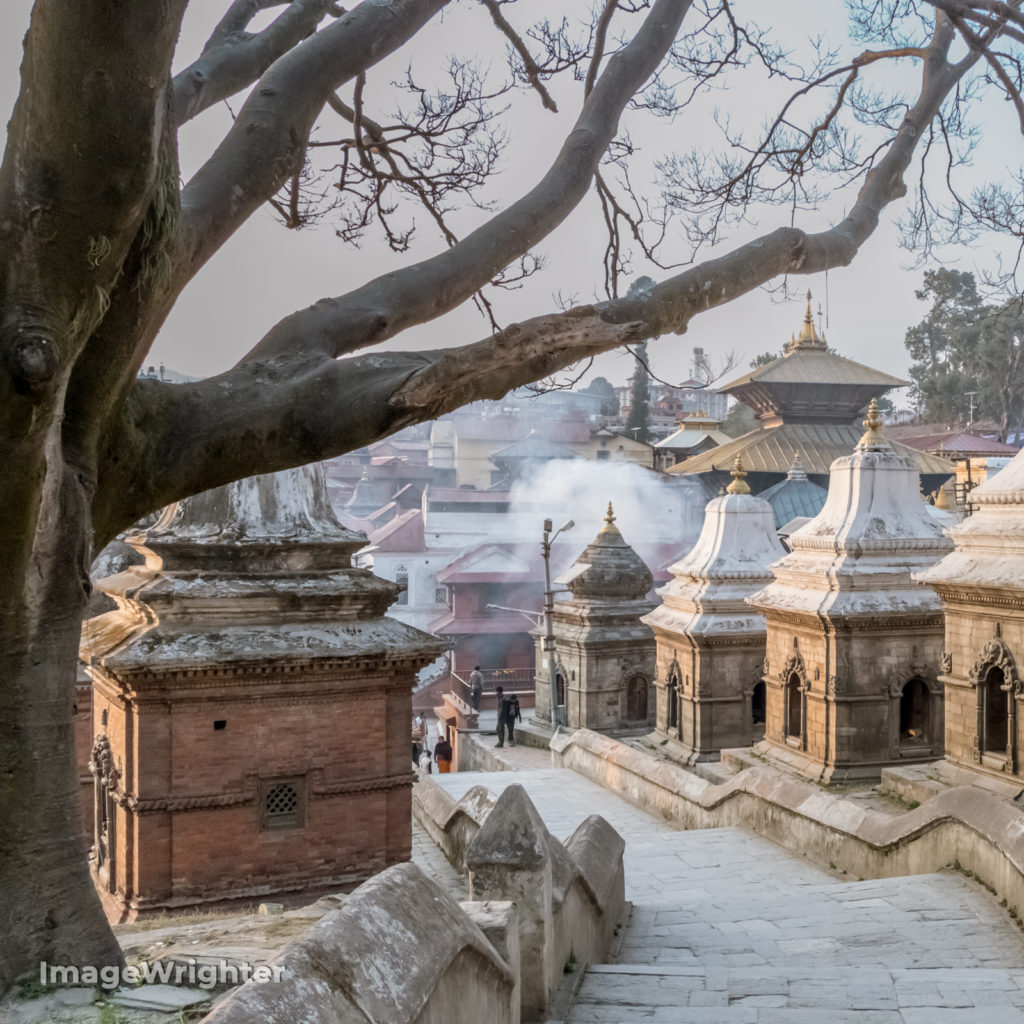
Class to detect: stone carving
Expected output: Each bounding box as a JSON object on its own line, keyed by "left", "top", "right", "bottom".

{"left": 969, "top": 638, "right": 1020, "bottom": 692}
{"left": 826, "top": 675, "right": 841, "bottom": 697}
{"left": 941, "top": 651, "right": 953, "bottom": 674}
{"left": 780, "top": 650, "right": 806, "bottom": 686}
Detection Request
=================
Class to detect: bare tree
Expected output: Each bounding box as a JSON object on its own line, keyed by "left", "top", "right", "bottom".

{"left": 0, "top": 0, "right": 1018, "bottom": 987}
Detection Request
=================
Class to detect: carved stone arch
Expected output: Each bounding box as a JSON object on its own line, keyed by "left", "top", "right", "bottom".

{"left": 553, "top": 660, "right": 569, "bottom": 706}
{"left": 886, "top": 663, "right": 940, "bottom": 699}
{"left": 780, "top": 650, "right": 807, "bottom": 689}
{"left": 969, "top": 638, "right": 1020, "bottom": 693}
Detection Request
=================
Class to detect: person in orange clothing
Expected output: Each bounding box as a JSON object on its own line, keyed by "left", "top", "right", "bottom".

{"left": 434, "top": 734, "right": 453, "bottom": 773}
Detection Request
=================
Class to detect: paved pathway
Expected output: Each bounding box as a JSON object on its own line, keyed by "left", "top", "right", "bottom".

{"left": 429, "top": 762, "right": 1024, "bottom": 1022}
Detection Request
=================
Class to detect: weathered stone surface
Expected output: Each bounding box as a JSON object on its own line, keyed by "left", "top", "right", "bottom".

{"left": 644, "top": 463, "right": 785, "bottom": 757}
{"left": 748, "top": 410, "right": 953, "bottom": 782}
{"left": 202, "top": 862, "right": 515, "bottom": 1024}
{"left": 917, "top": 445, "right": 1024, "bottom": 781}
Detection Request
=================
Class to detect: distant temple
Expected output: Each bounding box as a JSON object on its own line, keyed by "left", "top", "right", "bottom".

{"left": 643, "top": 456, "right": 785, "bottom": 760}
{"left": 671, "top": 294, "right": 953, "bottom": 494}
{"left": 534, "top": 506, "right": 656, "bottom": 731}
{"left": 81, "top": 465, "right": 441, "bottom": 920}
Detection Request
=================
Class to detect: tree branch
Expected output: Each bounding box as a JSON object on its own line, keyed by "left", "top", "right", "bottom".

{"left": 479, "top": 0, "right": 558, "bottom": 111}
{"left": 242, "top": 0, "right": 694, "bottom": 364}
{"left": 179, "top": 0, "right": 452, "bottom": 277}
{"left": 171, "top": 0, "right": 335, "bottom": 126}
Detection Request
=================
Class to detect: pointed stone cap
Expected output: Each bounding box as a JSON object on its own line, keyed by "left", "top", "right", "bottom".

{"left": 787, "top": 452, "right": 808, "bottom": 481}
{"left": 346, "top": 466, "right": 382, "bottom": 515}
{"left": 966, "top": 444, "right": 1024, "bottom": 506}
{"left": 785, "top": 290, "right": 828, "bottom": 353}
{"left": 857, "top": 397, "right": 890, "bottom": 450}
{"left": 138, "top": 463, "right": 364, "bottom": 569}
{"left": 557, "top": 502, "right": 653, "bottom": 601}
{"left": 726, "top": 455, "right": 751, "bottom": 494}
{"left": 465, "top": 784, "right": 550, "bottom": 872}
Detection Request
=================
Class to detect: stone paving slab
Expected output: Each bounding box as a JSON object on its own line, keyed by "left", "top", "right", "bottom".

{"left": 431, "top": 765, "right": 1024, "bottom": 1022}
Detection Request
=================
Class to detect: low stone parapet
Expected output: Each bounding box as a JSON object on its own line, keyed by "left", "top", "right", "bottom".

{"left": 201, "top": 862, "right": 517, "bottom": 1024}
{"left": 412, "top": 777, "right": 495, "bottom": 871}
{"left": 553, "top": 728, "right": 1024, "bottom": 924}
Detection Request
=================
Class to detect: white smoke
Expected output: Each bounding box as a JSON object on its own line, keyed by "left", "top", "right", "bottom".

{"left": 507, "top": 458, "right": 707, "bottom": 574}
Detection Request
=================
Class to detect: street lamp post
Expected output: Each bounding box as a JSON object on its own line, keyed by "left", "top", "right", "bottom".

{"left": 541, "top": 517, "right": 574, "bottom": 728}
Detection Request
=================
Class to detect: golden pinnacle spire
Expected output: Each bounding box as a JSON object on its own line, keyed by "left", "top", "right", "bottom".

{"left": 786, "top": 289, "right": 826, "bottom": 352}
{"left": 804, "top": 289, "right": 814, "bottom": 324}
{"left": 600, "top": 501, "right": 619, "bottom": 533}
{"left": 858, "top": 397, "right": 886, "bottom": 448}
{"left": 726, "top": 454, "right": 751, "bottom": 494}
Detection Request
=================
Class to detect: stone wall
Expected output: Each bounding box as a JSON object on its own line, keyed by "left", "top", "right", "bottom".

{"left": 553, "top": 728, "right": 1024, "bottom": 924}
{"left": 413, "top": 777, "right": 626, "bottom": 1020}
{"left": 201, "top": 863, "right": 518, "bottom": 1024}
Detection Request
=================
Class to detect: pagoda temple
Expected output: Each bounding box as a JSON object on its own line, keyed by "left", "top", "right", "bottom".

{"left": 671, "top": 293, "right": 954, "bottom": 494}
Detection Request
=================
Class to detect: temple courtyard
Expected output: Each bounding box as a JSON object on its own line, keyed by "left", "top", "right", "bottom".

{"left": 8, "top": 737, "right": 1024, "bottom": 1023}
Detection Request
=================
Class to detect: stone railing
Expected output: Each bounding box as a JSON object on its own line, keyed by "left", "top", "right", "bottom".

{"left": 413, "top": 777, "right": 626, "bottom": 1021}
{"left": 553, "top": 728, "right": 1024, "bottom": 924}
{"left": 201, "top": 862, "right": 518, "bottom": 1024}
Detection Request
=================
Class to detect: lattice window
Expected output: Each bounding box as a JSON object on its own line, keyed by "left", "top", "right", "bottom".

{"left": 434, "top": 585, "right": 449, "bottom": 605}
{"left": 260, "top": 778, "right": 305, "bottom": 831}
{"left": 395, "top": 565, "right": 409, "bottom": 605}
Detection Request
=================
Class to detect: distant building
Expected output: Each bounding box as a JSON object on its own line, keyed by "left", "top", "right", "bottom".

{"left": 671, "top": 295, "right": 954, "bottom": 494}
{"left": 653, "top": 411, "right": 732, "bottom": 472}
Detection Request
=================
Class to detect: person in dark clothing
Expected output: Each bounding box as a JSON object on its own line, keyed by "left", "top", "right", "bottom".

{"left": 469, "top": 666, "right": 484, "bottom": 711}
{"left": 434, "top": 735, "right": 453, "bottom": 773}
{"left": 496, "top": 688, "right": 522, "bottom": 748}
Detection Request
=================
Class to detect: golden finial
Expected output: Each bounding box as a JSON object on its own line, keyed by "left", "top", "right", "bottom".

{"left": 858, "top": 397, "right": 886, "bottom": 448}
{"left": 600, "top": 501, "right": 619, "bottom": 533}
{"left": 804, "top": 290, "right": 814, "bottom": 324}
{"left": 726, "top": 454, "right": 751, "bottom": 495}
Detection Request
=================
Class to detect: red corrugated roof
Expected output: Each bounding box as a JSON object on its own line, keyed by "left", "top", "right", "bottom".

{"left": 897, "top": 430, "right": 1018, "bottom": 456}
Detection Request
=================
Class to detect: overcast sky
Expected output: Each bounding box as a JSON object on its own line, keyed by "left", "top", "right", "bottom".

{"left": 2, "top": 1, "right": 1018, "bottom": 413}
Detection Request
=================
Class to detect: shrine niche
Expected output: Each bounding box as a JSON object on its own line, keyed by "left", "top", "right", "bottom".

{"left": 643, "top": 456, "right": 785, "bottom": 761}
{"left": 534, "top": 505, "right": 655, "bottom": 733}
{"left": 917, "top": 445, "right": 1024, "bottom": 782}
{"left": 749, "top": 402, "right": 953, "bottom": 783}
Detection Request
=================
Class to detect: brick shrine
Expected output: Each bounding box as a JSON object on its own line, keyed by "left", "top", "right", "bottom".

{"left": 80, "top": 465, "right": 442, "bottom": 921}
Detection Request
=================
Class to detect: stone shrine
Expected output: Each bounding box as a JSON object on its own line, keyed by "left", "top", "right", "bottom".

{"left": 533, "top": 506, "right": 655, "bottom": 731}
{"left": 643, "top": 456, "right": 786, "bottom": 759}
{"left": 747, "top": 401, "right": 953, "bottom": 782}
{"left": 80, "top": 465, "right": 442, "bottom": 920}
{"left": 917, "top": 445, "right": 1024, "bottom": 779}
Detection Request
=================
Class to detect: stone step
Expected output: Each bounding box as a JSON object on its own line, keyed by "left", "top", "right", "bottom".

{"left": 567, "top": 963, "right": 1024, "bottom": 1021}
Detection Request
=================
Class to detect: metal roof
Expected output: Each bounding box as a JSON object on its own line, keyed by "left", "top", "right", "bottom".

{"left": 719, "top": 349, "right": 907, "bottom": 393}
{"left": 668, "top": 423, "right": 955, "bottom": 478}
{"left": 757, "top": 474, "right": 828, "bottom": 528}
{"left": 897, "top": 430, "right": 1019, "bottom": 457}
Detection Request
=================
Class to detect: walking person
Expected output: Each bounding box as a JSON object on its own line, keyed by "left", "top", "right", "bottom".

{"left": 469, "top": 665, "right": 484, "bottom": 712}
{"left": 434, "top": 733, "right": 453, "bottom": 773}
{"left": 496, "top": 687, "right": 522, "bottom": 747}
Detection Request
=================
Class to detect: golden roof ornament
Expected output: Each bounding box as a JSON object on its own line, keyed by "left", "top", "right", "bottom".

{"left": 858, "top": 397, "right": 887, "bottom": 448}
{"left": 600, "top": 501, "right": 620, "bottom": 533}
{"left": 785, "top": 289, "right": 827, "bottom": 353}
{"left": 726, "top": 454, "right": 751, "bottom": 494}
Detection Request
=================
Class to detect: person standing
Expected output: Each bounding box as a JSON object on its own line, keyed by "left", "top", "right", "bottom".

{"left": 411, "top": 714, "right": 425, "bottom": 766}
{"left": 469, "top": 666, "right": 484, "bottom": 711}
{"left": 496, "top": 687, "right": 522, "bottom": 748}
{"left": 434, "top": 733, "right": 453, "bottom": 773}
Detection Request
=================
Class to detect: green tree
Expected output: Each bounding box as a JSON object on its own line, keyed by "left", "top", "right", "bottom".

{"left": 750, "top": 351, "right": 781, "bottom": 369}
{"left": 904, "top": 268, "right": 983, "bottom": 423}
{"left": 625, "top": 342, "right": 652, "bottom": 442}
{"left": 582, "top": 375, "right": 619, "bottom": 417}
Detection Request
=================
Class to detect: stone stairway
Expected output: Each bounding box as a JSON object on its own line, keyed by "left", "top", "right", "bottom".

{"left": 430, "top": 766, "right": 1024, "bottom": 1023}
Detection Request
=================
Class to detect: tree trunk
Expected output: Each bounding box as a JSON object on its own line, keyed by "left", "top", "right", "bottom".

{"left": 0, "top": 458, "right": 124, "bottom": 989}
